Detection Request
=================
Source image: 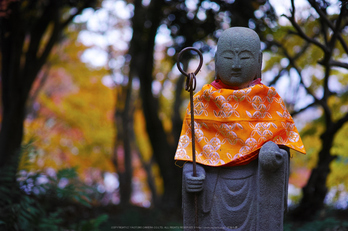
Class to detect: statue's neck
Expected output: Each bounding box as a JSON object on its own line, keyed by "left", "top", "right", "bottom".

{"left": 211, "top": 78, "right": 262, "bottom": 90}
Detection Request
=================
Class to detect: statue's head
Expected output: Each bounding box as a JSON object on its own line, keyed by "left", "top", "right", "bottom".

{"left": 215, "top": 27, "right": 262, "bottom": 88}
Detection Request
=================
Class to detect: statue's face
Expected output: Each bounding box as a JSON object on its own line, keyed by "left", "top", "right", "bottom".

{"left": 215, "top": 27, "right": 261, "bottom": 88}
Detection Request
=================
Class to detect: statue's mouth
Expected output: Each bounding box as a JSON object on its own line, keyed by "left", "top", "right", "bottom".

{"left": 231, "top": 72, "right": 241, "bottom": 77}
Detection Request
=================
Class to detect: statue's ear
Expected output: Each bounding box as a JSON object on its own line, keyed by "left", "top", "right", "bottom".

{"left": 258, "top": 51, "right": 263, "bottom": 79}
{"left": 214, "top": 53, "right": 219, "bottom": 80}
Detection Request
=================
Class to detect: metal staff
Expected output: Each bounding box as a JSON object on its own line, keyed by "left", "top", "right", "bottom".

{"left": 177, "top": 47, "right": 203, "bottom": 230}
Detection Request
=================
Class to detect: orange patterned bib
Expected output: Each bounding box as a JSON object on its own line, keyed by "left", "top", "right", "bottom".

{"left": 174, "top": 83, "right": 306, "bottom": 167}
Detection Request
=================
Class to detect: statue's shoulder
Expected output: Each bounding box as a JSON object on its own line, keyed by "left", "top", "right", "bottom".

{"left": 250, "top": 84, "right": 281, "bottom": 97}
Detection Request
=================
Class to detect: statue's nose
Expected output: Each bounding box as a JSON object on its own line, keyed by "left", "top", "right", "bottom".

{"left": 232, "top": 59, "right": 241, "bottom": 69}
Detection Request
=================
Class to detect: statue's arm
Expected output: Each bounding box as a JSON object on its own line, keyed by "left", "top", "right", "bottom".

{"left": 183, "top": 162, "right": 206, "bottom": 193}
{"left": 258, "top": 141, "right": 290, "bottom": 215}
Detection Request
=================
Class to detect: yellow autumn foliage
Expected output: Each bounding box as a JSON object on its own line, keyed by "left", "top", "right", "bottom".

{"left": 23, "top": 29, "right": 115, "bottom": 179}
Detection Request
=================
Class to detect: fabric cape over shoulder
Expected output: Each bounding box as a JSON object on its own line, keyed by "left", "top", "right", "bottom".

{"left": 174, "top": 83, "right": 306, "bottom": 167}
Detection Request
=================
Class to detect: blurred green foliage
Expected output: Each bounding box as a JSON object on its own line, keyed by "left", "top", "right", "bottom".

{"left": 0, "top": 142, "right": 108, "bottom": 231}
{"left": 284, "top": 217, "right": 348, "bottom": 231}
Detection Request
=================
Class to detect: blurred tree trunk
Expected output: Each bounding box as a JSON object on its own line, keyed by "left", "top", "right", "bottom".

{"left": 294, "top": 131, "right": 336, "bottom": 219}
{"left": 112, "top": 81, "right": 134, "bottom": 206}
{"left": 172, "top": 59, "right": 189, "bottom": 144}
{"left": 128, "top": 0, "right": 182, "bottom": 210}
{"left": 0, "top": 3, "right": 26, "bottom": 169}
{"left": 0, "top": 0, "right": 97, "bottom": 170}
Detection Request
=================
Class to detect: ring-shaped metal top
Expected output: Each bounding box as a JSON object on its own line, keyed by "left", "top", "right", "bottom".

{"left": 177, "top": 47, "right": 203, "bottom": 77}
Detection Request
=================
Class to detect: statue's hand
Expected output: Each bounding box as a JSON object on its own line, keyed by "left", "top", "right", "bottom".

{"left": 259, "top": 141, "right": 288, "bottom": 172}
{"left": 183, "top": 163, "right": 206, "bottom": 193}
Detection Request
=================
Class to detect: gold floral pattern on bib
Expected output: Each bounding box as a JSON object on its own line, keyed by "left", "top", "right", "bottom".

{"left": 174, "top": 84, "right": 306, "bottom": 167}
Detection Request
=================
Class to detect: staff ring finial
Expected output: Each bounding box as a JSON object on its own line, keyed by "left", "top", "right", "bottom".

{"left": 177, "top": 47, "right": 203, "bottom": 77}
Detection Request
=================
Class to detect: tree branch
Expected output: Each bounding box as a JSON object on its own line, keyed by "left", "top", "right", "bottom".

{"left": 283, "top": 0, "right": 329, "bottom": 53}
{"left": 331, "top": 111, "right": 348, "bottom": 134}
{"left": 26, "top": 63, "right": 51, "bottom": 117}
{"left": 23, "top": 2, "right": 54, "bottom": 87}
{"left": 37, "top": 1, "right": 95, "bottom": 81}
{"left": 270, "top": 39, "right": 321, "bottom": 104}
{"left": 327, "top": 60, "right": 348, "bottom": 69}
{"left": 291, "top": 102, "right": 318, "bottom": 117}
{"left": 61, "top": 1, "right": 93, "bottom": 29}
{"left": 283, "top": 14, "right": 328, "bottom": 53}
{"left": 265, "top": 38, "right": 310, "bottom": 86}
{"left": 308, "top": 0, "right": 348, "bottom": 54}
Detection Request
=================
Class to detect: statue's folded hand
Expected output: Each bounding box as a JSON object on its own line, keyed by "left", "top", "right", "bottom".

{"left": 259, "top": 141, "right": 288, "bottom": 171}
{"left": 185, "top": 172, "right": 205, "bottom": 193}
{"left": 183, "top": 163, "right": 206, "bottom": 193}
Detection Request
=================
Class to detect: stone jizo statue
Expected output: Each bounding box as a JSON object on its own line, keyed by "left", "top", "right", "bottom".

{"left": 175, "top": 27, "right": 306, "bottom": 231}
